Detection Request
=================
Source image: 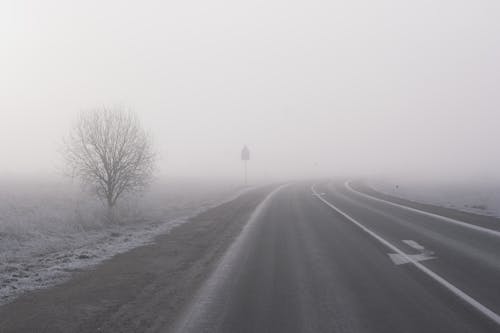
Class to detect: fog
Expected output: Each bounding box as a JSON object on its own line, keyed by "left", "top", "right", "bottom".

{"left": 2, "top": 0, "right": 500, "bottom": 183}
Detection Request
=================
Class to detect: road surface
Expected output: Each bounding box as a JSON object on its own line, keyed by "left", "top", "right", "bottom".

{"left": 1, "top": 181, "right": 500, "bottom": 332}
{"left": 174, "top": 180, "right": 500, "bottom": 332}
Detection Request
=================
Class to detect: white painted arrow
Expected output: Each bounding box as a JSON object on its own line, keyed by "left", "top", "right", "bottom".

{"left": 388, "top": 240, "right": 436, "bottom": 265}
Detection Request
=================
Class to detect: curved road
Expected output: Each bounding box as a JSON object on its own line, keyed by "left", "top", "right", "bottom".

{"left": 174, "top": 180, "right": 500, "bottom": 333}
{"left": 1, "top": 181, "right": 499, "bottom": 332}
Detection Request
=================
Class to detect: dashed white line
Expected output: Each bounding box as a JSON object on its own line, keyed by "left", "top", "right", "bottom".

{"left": 311, "top": 185, "right": 500, "bottom": 326}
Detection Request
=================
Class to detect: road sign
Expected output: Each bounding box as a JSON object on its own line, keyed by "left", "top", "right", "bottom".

{"left": 241, "top": 146, "right": 250, "bottom": 185}
{"left": 241, "top": 146, "right": 250, "bottom": 161}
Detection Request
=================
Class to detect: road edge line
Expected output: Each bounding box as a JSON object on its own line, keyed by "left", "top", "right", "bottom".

{"left": 344, "top": 181, "right": 500, "bottom": 238}
{"left": 311, "top": 185, "right": 500, "bottom": 326}
{"left": 173, "top": 184, "right": 288, "bottom": 332}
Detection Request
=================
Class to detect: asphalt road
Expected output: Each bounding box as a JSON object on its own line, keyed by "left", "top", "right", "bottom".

{"left": 1, "top": 181, "right": 500, "bottom": 332}
{"left": 174, "top": 180, "right": 500, "bottom": 333}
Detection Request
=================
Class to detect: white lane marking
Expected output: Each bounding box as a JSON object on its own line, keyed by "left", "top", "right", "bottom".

{"left": 389, "top": 240, "right": 436, "bottom": 265}
{"left": 403, "top": 240, "right": 426, "bottom": 251}
{"left": 388, "top": 253, "right": 436, "bottom": 265}
{"left": 173, "top": 185, "right": 288, "bottom": 333}
{"left": 311, "top": 185, "right": 500, "bottom": 326}
{"left": 344, "top": 181, "right": 500, "bottom": 239}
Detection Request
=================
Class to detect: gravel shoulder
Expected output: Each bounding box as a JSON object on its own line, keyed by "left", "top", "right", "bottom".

{"left": 0, "top": 185, "right": 276, "bottom": 333}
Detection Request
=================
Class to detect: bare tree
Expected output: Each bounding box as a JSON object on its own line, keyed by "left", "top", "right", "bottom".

{"left": 64, "top": 108, "right": 156, "bottom": 208}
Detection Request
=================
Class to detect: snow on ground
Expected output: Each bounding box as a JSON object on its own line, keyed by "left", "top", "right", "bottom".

{"left": 368, "top": 178, "right": 500, "bottom": 218}
{"left": 0, "top": 179, "right": 247, "bottom": 305}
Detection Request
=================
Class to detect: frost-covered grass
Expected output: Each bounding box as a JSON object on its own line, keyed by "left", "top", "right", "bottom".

{"left": 368, "top": 178, "right": 500, "bottom": 218}
{"left": 0, "top": 178, "right": 242, "bottom": 305}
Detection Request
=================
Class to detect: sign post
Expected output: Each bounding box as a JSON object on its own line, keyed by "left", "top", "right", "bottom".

{"left": 241, "top": 145, "right": 250, "bottom": 186}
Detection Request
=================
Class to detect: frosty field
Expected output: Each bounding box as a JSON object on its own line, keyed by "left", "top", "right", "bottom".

{"left": 0, "top": 178, "right": 243, "bottom": 305}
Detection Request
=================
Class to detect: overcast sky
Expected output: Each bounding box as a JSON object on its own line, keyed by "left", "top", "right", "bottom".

{"left": 1, "top": 0, "right": 500, "bottom": 182}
